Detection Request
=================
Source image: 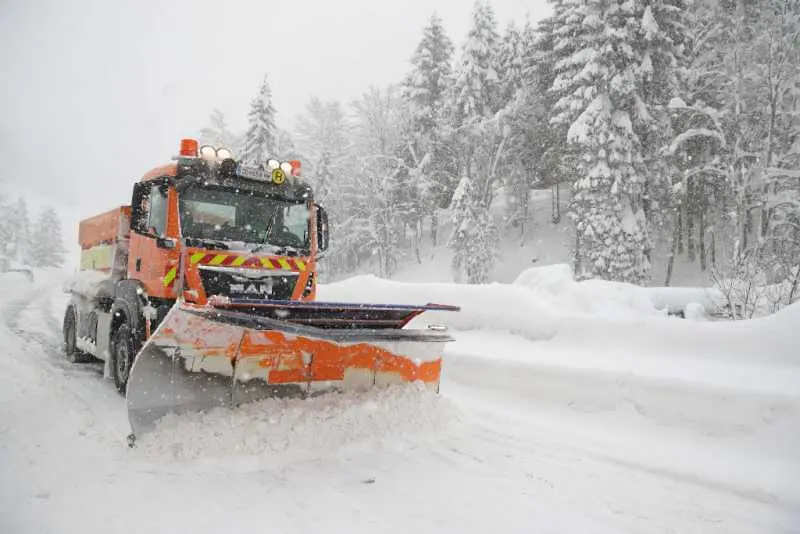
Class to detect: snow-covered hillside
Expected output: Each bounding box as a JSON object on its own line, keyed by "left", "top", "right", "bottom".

{"left": 1, "top": 269, "right": 798, "bottom": 534}
{"left": 340, "top": 188, "right": 719, "bottom": 288}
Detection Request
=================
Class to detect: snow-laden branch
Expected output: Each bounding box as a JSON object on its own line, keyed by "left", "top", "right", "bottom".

{"left": 667, "top": 128, "right": 726, "bottom": 155}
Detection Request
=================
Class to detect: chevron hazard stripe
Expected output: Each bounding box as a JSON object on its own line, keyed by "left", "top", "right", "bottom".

{"left": 189, "top": 252, "right": 307, "bottom": 271}
{"left": 163, "top": 266, "right": 177, "bottom": 288}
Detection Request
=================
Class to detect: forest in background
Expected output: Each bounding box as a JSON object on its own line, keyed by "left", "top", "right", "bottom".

{"left": 0, "top": 196, "right": 66, "bottom": 269}
{"left": 195, "top": 0, "right": 799, "bottom": 314}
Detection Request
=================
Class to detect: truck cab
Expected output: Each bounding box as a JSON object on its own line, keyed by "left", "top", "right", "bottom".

{"left": 65, "top": 139, "right": 330, "bottom": 393}
{"left": 129, "top": 145, "right": 328, "bottom": 307}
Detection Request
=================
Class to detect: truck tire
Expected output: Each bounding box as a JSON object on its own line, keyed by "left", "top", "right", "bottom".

{"left": 111, "top": 322, "right": 138, "bottom": 395}
{"left": 63, "top": 308, "right": 92, "bottom": 363}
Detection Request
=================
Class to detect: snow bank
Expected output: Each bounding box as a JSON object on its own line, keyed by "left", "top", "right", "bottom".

{"left": 513, "top": 264, "right": 724, "bottom": 316}
{"left": 135, "top": 384, "right": 455, "bottom": 464}
{"left": 320, "top": 275, "right": 565, "bottom": 340}
{"left": 511, "top": 262, "right": 574, "bottom": 294}
{"left": 319, "top": 265, "right": 728, "bottom": 341}
{"left": 754, "top": 299, "right": 800, "bottom": 329}
{"left": 645, "top": 285, "right": 725, "bottom": 314}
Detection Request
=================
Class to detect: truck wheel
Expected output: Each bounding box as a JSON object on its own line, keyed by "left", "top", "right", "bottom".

{"left": 111, "top": 322, "right": 138, "bottom": 395}
{"left": 63, "top": 308, "right": 92, "bottom": 363}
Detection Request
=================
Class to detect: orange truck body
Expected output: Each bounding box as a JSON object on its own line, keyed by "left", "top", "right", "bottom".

{"left": 78, "top": 206, "right": 131, "bottom": 274}
{"left": 65, "top": 142, "right": 457, "bottom": 438}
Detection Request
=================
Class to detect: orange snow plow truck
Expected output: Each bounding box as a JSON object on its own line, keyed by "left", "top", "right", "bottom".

{"left": 64, "top": 139, "right": 458, "bottom": 439}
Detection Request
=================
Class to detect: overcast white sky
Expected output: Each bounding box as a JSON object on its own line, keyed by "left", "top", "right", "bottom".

{"left": 0, "top": 0, "right": 550, "bottom": 219}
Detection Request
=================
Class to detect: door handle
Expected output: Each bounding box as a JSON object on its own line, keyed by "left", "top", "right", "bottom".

{"left": 136, "top": 258, "right": 142, "bottom": 272}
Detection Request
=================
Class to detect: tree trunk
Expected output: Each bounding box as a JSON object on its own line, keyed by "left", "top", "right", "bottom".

{"left": 788, "top": 265, "right": 800, "bottom": 305}
{"left": 699, "top": 211, "right": 707, "bottom": 271}
{"left": 552, "top": 183, "right": 561, "bottom": 224}
{"left": 677, "top": 207, "right": 684, "bottom": 255}
{"left": 664, "top": 215, "right": 681, "bottom": 286}
{"left": 519, "top": 184, "right": 529, "bottom": 238}
{"left": 761, "top": 35, "right": 778, "bottom": 239}
{"left": 734, "top": 0, "right": 749, "bottom": 256}
{"left": 573, "top": 233, "right": 582, "bottom": 280}
{"left": 711, "top": 227, "right": 717, "bottom": 268}
{"left": 430, "top": 211, "right": 438, "bottom": 247}
{"left": 414, "top": 220, "right": 422, "bottom": 264}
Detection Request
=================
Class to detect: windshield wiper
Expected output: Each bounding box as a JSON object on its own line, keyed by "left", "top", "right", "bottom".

{"left": 251, "top": 210, "right": 280, "bottom": 254}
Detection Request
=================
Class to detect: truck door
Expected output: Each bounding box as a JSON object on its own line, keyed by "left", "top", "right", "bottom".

{"left": 129, "top": 180, "right": 177, "bottom": 299}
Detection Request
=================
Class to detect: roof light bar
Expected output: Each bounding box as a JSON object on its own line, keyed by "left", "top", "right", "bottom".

{"left": 179, "top": 138, "right": 199, "bottom": 157}
{"left": 199, "top": 145, "right": 217, "bottom": 159}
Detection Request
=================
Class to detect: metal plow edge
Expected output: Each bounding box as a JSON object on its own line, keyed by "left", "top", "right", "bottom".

{"left": 126, "top": 300, "right": 458, "bottom": 439}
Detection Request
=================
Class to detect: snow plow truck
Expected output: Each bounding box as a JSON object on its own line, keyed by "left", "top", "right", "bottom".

{"left": 63, "top": 139, "right": 459, "bottom": 439}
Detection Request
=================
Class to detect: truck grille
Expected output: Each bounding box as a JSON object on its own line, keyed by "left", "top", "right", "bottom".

{"left": 198, "top": 267, "right": 297, "bottom": 301}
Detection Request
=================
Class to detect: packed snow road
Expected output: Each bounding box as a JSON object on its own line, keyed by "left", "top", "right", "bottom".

{"left": 1, "top": 271, "right": 798, "bottom": 534}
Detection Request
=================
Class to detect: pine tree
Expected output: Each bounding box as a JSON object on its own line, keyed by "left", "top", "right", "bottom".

{"left": 401, "top": 13, "right": 456, "bottom": 246}
{"left": 350, "top": 85, "right": 410, "bottom": 277}
{"left": 497, "top": 21, "right": 525, "bottom": 109}
{"left": 30, "top": 208, "right": 66, "bottom": 268}
{"left": 452, "top": 1, "right": 501, "bottom": 124}
{"left": 495, "top": 20, "right": 544, "bottom": 236}
{"left": 294, "top": 97, "right": 354, "bottom": 275}
{"left": 7, "top": 198, "right": 31, "bottom": 264}
{"left": 449, "top": 175, "right": 497, "bottom": 283}
{"left": 525, "top": 0, "right": 579, "bottom": 190}
{"left": 551, "top": 1, "right": 655, "bottom": 283}
{"left": 403, "top": 13, "right": 454, "bottom": 144}
{"left": 295, "top": 97, "right": 350, "bottom": 204}
{"left": 274, "top": 129, "right": 299, "bottom": 160}
{"left": 447, "top": 1, "right": 505, "bottom": 283}
{"left": 199, "top": 108, "right": 236, "bottom": 150}
{"left": 244, "top": 75, "right": 277, "bottom": 164}
{"left": 670, "top": 0, "right": 800, "bottom": 301}
{"left": 0, "top": 195, "right": 12, "bottom": 264}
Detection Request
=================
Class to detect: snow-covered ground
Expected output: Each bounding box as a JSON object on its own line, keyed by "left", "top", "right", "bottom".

{"left": 1, "top": 269, "right": 798, "bottom": 534}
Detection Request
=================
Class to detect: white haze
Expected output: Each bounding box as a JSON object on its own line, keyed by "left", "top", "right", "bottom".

{"left": 0, "top": 0, "right": 550, "bottom": 222}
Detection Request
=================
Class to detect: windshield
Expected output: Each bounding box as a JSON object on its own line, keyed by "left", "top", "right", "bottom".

{"left": 179, "top": 186, "right": 310, "bottom": 253}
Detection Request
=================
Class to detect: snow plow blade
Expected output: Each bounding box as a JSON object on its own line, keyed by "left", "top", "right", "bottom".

{"left": 126, "top": 300, "right": 458, "bottom": 438}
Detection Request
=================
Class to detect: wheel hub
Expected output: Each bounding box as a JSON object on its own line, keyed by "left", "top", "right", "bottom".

{"left": 117, "top": 342, "right": 131, "bottom": 381}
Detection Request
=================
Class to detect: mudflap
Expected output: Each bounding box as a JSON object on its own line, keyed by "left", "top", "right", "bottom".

{"left": 126, "top": 301, "right": 456, "bottom": 439}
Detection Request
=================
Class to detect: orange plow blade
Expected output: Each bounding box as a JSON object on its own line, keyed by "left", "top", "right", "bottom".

{"left": 126, "top": 301, "right": 457, "bottom": 438}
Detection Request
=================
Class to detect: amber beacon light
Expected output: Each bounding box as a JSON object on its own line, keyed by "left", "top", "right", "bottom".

{"left": 179, "top": 138, "right": 199, "bottom": 157}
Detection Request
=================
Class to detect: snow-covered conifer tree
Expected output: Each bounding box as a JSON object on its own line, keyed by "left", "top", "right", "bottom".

{"left": 550, "top": 0, "right": 688, "bottom": 283}
{"left": 7, "top": 198, "right": 31, "bottom": 264}
{"left": 403, "top": 13, "right": 454, "bottom": 145}
{"left": 349, "top": 85, "right": 411, "bottom": 276}
{"left": 448, "top": 1, "right": 504, "bottom": 283}
{"left": 294, "top": 97, "right": 354, "bottom": 275}
{"left": 449, "top": 174, "right": 497, "bottom": 283}
{"left": 199, "top": 108, "right": 236, "bottom": 150}
{"left": 274, "top": 129, "right": 298, "bottom": 160}
{"left": 497, "top": 22, "right": 525, "bottom": 109}
{"left": 0, "top": 195, "right": 12, "bottom": 263}
{"left": 402, "top": 13, "right": 455, "bottom": 246}
{"left": 30, "top": 208, "right": 66, "bottom": 268}
{"left": 495, "top": 20, "right": 545, "bottom": 236}
{"left": 244, "top": 75, "right": 277, "bottom": 164}
{"left": 452, "top": 1, "right": 501, "bottom": 124}
{"left": 295, "top": 97, "right": 350, "bottom": 205}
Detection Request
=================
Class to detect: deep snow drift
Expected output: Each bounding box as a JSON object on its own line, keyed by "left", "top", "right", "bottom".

{"left": 1, "top": 267, "right": 798, "bottom": 534}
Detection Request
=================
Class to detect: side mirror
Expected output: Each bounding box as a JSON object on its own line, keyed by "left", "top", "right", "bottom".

{"left": 316, "top": 204, "right": 329, "bottom": 252}
{"left": 130, "top": 182, "right": 149, "bottom": 234}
